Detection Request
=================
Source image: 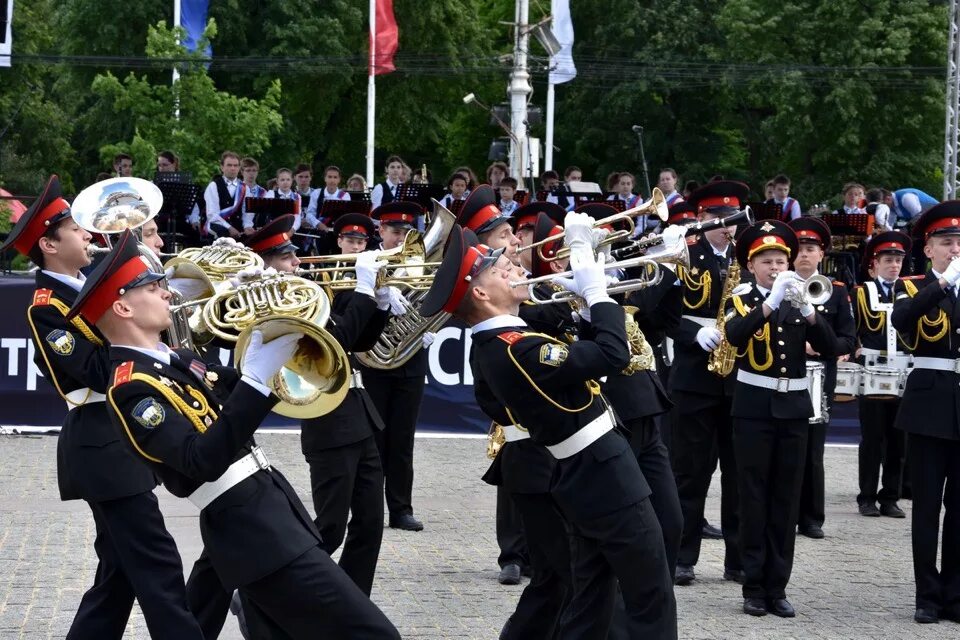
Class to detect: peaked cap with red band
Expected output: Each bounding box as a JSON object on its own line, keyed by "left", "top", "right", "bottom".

{"left": 735, "top": 219, "right": 799, "bottom": 268}
{"left": 509, "top": 201, "right": 565, "bottom": 232}
{"left": 371, "top": 201, "right": 423, "bottom": 229}
{"left": 67, "top": 229, "right": 166, "bottom": 323}
{"left": 420, "top": 224, "right": 504, "bottom": 317}
{"left": 667, "top": 201, "right": 698, "bottom": 225}
{"left": 575, "top": 202, "right": 630, "bottom": 233}
{"left": 332, "top": 212, "right": 375, "bottom": 239}
{"left": 244, "top": 214, "right": 297, "bottom": 255}
{"left": 787, "top": 216, "right": 831, "bottom": 248}
{"left": 864, "top": 230, "right": 911, "bottom": 262}
{"left": 455, "top": 184, "right": 511, "bottom": 236}
{"left": 687, "top": 180, "right": 750, "bottom": 216}
{"left": 912, "top": 200, "right": 960, "bottom": 240}
{"left": 0, "top": 175, "right": 73, "bottom": 256}
{"left": 530, "top": 212, "right": 565, "bottom": 278}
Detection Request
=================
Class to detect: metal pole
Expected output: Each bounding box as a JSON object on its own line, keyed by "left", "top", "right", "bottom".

{"left": 172, "top": 0, "right": 181, "bottom": 121}
{"left": 366, "top": 0, "right": 377, "bottom": 187}
{"left": 944, "top": 0, "right": 960, "bottom": 199}
{"left": 545, "top": 82, "right": 555, "bottom": 170}
{"left": 508, "top": 0, "right": 532, "bottom": 182}
{"left": 634, "top": 126, "right": 652, "bottom": 198}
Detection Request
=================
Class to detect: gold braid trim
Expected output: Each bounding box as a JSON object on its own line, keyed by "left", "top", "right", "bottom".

{"left": 748, "top": 324, "right": 773, "bottom": 371}
{"left": 855, "top": 287, "right": 884, "bottom": 333}
{"left": 679, "top": 266, "right": 711, "bottom": 310}
{"left": 505, "top": 332, "right": 600, "bottom": 413}
{"left": 128, "top": 373, "right": 216, "bottom": 434}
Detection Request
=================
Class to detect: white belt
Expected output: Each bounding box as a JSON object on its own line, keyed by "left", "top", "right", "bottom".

{"left": 188, "top": 446, "right": 271, "bottom": 510}
{"left": 682, "top": 315, "right": 716, "bottom": 328}
{"left": 65, "top": 387, "right": 106, "bottom": 410}
{"left": 349, "top": 369, "right": 364, "bottom": 389}
{"left": 737, "top": 369, "right": 808, "bottom": 392}
{"left": 912, "top": 357, "right": 960, "bottom": 374}
{"left": 546, "top": 410, "right": 615, "bottom": 460}
{"left": 860, "top": 348, "right": 911, "bottom": 369}
{"left": 501, "top": 424, "right": 530, "bottom": 443}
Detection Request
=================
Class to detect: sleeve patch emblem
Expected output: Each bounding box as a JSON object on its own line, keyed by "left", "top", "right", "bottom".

{"left": 132, "top": 398, "right": 165, "bottom": 429}
{"left": 45, "top": 329, "right": 75, "bottom": 356}
{"left": 539, "top": 343, "right": 568, "bottom": 367}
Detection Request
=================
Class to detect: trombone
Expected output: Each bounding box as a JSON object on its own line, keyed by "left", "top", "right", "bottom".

{"left": 610, "top": 207, "right": 754, "bottom": 260}
{"left": 519, "top": 187, "right": 669, "bottom": 262}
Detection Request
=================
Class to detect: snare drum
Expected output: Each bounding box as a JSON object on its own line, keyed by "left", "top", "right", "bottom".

{"left": 834, "top": 362, "right": 863, "bottom": 401}
{"left": 862, "top": 365, "right": 905, "bottom": 399}
{"left": 806, "top": 362, "right": 826, "bottom": 424}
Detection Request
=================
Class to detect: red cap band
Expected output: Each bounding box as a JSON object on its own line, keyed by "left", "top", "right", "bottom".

{"left": 466, "top": 204, "right": 502, "bottom": 232}
{"left": 444, "top": 246, "right": 487, "bottom": 313}
{"left": 80, "top": 256, "right": 149, "bottom": 323}
{"left": 515, "top": 214, "right": 538, "bottom": 230}
{"left": 795, "top": 229, "right": 824, "bottom": 245}
{"left": 534, "top": 226, "right": 564, "bottom": 277}
{"left": 15, "top": 197, "right": 70, "bottom": 255}
{"left": 747, "top": 234, "right": 791, "bottom": 260}
{"left": 380, "top": 212, "right": 414, "bottom": 224}
{"left": 667, "top": 211, "right": 697, "bottom": 224}
{"left": 872, "top": 241, "right": 905, "bottom": 255}
{"left": 925, "top": 217, "right": 960, "bottom": 238}
{"left": 340, "top": 224, "right": 368, "bottom": 236}
{"left": 697, "top": 196, "right": 740, "bottom": 211}
{"left": 251, "top": 232, "right": 290, "bottom": 253}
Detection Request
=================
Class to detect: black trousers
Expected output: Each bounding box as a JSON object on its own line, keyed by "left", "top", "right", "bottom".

{"left": 561, "top": 498, "right": 677, "bottom": 640}
{"left": 625, "top": 417, "right": 683, "bottom": 578}
{"left": 908, "top": 433, "right": 960, "bottom": 611}
{"left": 671, "top": 393, "right": 741, "bottom": 570}
{"left": 858, "top": 397, "right": 905, "bottom": 506}
{"left": 186, "top": 548, "right": 232, "bottom": 640}
{"left": 496, "top": 486, "right": 529, "bottom": 569}
{"left": 69, "top": 492, "right": 203, "bottom": 640}
{"left": 366, "top": 371, "right": 425, "bottom": 517}
{"left": 500, "top": 492, "right": 571, "bottom": 640}
{"left": 799, "top": 363, "right": 836, "bottom": 529}
{"left": 241, "top": 545, "right": 400, "bottom": 639}
{"left": 733, "top": 417, "right": 808, "bottom": 600}
{"left": 306, "top": 436, "right": 384, "bottom": 596}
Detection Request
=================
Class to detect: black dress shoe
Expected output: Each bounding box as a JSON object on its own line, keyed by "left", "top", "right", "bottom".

{"left": 798, "top": 524, "right": 825, "bottom": 539}
{"left": 389, "top": 513, "right": 424, "bottom": 531}
{"left": 723, "top": 568, "right": 746, "bottom": 584}
{"left": 880, "top": 503, "right": 906, "bottom": 518}
{"left": 498, "top": 563, "right": 522, "bottom": 585}
{"left": 768, "top": 598, "right": 796, "bottom": 618}
{"left": 702, "top": 521, "right": 723, "bottom": 539}
{"left": 674, "top": 564, "right": 695, "bottom": 586}
{"left": 915, "top": 607, "right": 939, "bottom": 624}
{"left": 858, "top": 502, "right": 881, "bottom": 517}
{"left": 743, "top": 597, "right": 767, "bottom": 616}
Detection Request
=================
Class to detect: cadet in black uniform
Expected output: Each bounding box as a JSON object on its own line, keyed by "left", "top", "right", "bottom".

{"left": 300, "top": 212, "right": 395, "bottom": 596}
{"left": 422, "top": 218, "right": 677, "bottom": 639}
{"left": 890, "top": 203, "right": 960, "bottom": 624}
{"left": 726, "top": 220, "right": 838, "bottom": 618}
{"left": 787, "top": 217, "right": 856, "bottom": 538}
{"left": 68, "top": 229, "right": 399, "bottom": 639}
{"left": 853, "top": 231, "right": 912, "bottom": 520}
{"left": 667, "top": 181, "right": 748, "bottom": 586}
{"left": 3, "top": 176, "right": 205, "bottom": 640}
{"left": 363, "top": 201, "right": 428, "bottom": 532}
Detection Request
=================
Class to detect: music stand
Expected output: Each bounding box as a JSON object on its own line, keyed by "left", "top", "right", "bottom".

{"left": 246, "top": 197, "right": 297, "bottom": 229}
{"left": 746, "top": 202, "right": 784, "bottom": 222}
{"left": 347, "top": 191, "right": 371, "bottom": 202}
{"left": 319, "top": 199, "right": 372, "bottom": 221}
{"left": 155, "top": 176, "right": 200, "bottom": 251}
{"left": 396, "top": 183, "right": 445, "bottom": 211}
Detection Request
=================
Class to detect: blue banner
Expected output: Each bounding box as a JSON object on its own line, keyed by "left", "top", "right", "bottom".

{"left": 180, "top": 0, "right": 211, "bottom": 55}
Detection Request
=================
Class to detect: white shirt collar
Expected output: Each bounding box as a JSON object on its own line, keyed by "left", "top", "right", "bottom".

{"left": 117, "top": 342, "right": 174, "bottom": 365}
{"left": 472, "top": 314, "right": 527, "bottom": 335}
{"left": 41, "top": 269, "right": 86, "bottom": 292}
{"left": 324, "top": 187, "right": 340, "bottom": 196}
{"left": 756, "top": 284, "right": 771, "bottom": 296}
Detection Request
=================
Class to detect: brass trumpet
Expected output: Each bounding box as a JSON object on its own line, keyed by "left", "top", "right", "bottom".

{"left": 519, "top": 187, "right": 669, "bottom": 262}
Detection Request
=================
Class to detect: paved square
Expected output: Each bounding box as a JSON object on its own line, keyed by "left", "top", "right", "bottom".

{"left": 0, "top": 432, "right": 948, "bottom": 639}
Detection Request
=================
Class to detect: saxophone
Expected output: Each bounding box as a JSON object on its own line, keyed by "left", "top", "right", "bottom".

{"left": 622, "top": 305, "right": 656, "bottom": 374}
{"left": 486, "top": 423, "right": 506, "bottom": 459}
{"left": 706, "top": 257, "right": 740, "bottom": 377}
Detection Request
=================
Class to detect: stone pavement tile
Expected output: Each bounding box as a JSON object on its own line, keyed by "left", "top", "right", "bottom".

{"left": 0, "top": 434, "right": 955, "bottom": 639}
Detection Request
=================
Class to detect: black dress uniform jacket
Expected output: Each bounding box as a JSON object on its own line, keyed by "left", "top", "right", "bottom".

{"left": 106, "top": 347, "right": 320, "bottom": 590}
{"left": 27, "top": 272, "right": 157, "bottom": 501}
{"left": 811, "top": 282, "right": 856, "bottom": 363}
{"left": 853, "top": 279, "right": 910, "bottom": 352}
{"left": 726, "top": 286, "right": 839, "bottom": 419}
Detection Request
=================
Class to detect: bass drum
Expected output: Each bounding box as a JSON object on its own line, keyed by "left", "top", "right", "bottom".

{"left": 834, "top": 362, "right": 862, "bottom": 401}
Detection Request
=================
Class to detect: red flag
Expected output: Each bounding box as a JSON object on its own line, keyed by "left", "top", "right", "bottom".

{"left": 371, "top": 0, "right": 398, "bottom": 76}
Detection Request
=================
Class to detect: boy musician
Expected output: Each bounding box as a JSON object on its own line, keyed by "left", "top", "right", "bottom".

{"left": 203, "top": 151, "right": 245, "bottom": 238}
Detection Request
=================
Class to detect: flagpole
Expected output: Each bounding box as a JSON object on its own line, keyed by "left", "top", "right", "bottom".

{"left": 366, "top": 0, "right": 376, "bottom": 187}
{"left": 172, "top": 0, "right": 181, "bottom": 121}
{"left": 545, "top": 81, "right": 555, "bottom": 170}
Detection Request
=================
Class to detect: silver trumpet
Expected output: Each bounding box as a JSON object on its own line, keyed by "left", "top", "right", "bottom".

{"left": 776, "top": 272, "right": 833, "bottom": 307}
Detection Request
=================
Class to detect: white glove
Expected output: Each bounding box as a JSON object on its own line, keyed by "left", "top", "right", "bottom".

{"left": 661, "top": 224, "right": 687, "bottom": 248}
{"left": 766, "top": 271, "right": 798, "bottom": 310}
{"left": 212, "top": 237, "right": 241, "bottom": 247}
{"left": 229, "top": 266, "right": 264, "bottom": 288}
{"left": 168, "top": 277, "right": 209, "bottom": 301}
{"left": 553, "top": 251, "right": 612, "bottom": 308}
{"left": 562, "top": 211, "right": 596, "bottom": 253}
{"left": 799, "top": 302, "right": 815, "bottom": 318}
{"left": 240, "top": 330, "right": 304, "bottom": 386}
{"left": 422, "top": 332, "right": 437, "bottom": 348}
{"left": 354, "top": 250, "right": 386, "bottom": 298}
{"left": 164, "top": 266, "right": 175, "bottom": 280}
{"left": 696, "top": 326, "right": 723, "bottom": 352}
{"left": 943, "top": 258, "right": 960, "bottom": 286}
{"left": 375, "top": 285, "right": 410, "bottom": 315}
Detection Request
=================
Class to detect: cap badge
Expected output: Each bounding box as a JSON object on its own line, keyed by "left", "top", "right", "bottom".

{"left": 760, "top": 222, "right": 775, "bottom": 232}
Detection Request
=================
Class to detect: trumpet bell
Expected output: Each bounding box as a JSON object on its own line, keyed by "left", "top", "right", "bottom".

{"left": 235, "top": 316, "right": 350, "bottom": 419}
{"left": 72, "top": 178, "right": 163, "bottom": 234}
{"left": 805, "top": 274, "right": 833, "bottom": 306}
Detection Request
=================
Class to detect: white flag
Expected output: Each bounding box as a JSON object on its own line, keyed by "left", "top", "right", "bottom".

{"left": 549, "top": 0, "right": 575, "bottom": 84}
{"left": 0, "top": 0, "right": 13, "bottom": 68}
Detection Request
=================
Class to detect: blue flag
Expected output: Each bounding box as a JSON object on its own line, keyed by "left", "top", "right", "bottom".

{"left": 180, "top": 0, "right": 211, "bottom": 56}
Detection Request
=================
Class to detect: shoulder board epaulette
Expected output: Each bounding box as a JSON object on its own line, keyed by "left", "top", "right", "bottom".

{"left": 113, "top": 362, "right": 135, "bottom": 387}
{"left": 32, "top": 289, "right": 53, "bottom": 306}
{"left": 832, "top": 280, "right": 844, "bottom": 287}
{"left": 900, "top": 275, "right": 925, "bottom": 280}
{"left": 498, "top": 331, "right": 526, "bottom": 345}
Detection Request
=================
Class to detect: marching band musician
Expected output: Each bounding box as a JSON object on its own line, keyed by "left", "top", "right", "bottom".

{"left": 511, "top": 201, "right": 566, "bottom": 272}
{"left": 890, "top": 203, "right": 960, "bottom": 624}
{"left": 726, "top": 220, "right": 839, "bottom": 618}
{"left": 243, "top": 214, "right": 302, "bottom": 273}
{"left": 667, "top": 181, "right": 748, "bottom": 587}
{"left": 787, "top": 217, "right": 857, "bottom": 539}
{"left": 363, "top": 201, "right": 428, "bottom": 532}
{"left": 65, "top": 229, "right": 400, "bottom": 639}
{"left": 421, "top": 218, "right": 677, "bottom": 639}
{"left": 3, "top": 176, "right": 206, "bottom": 638}
{"left": 852, "top": 231, "right": 912, "bottom": 520}
{"left": 202, "top": 151, "right": 246, "bottom": 239}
